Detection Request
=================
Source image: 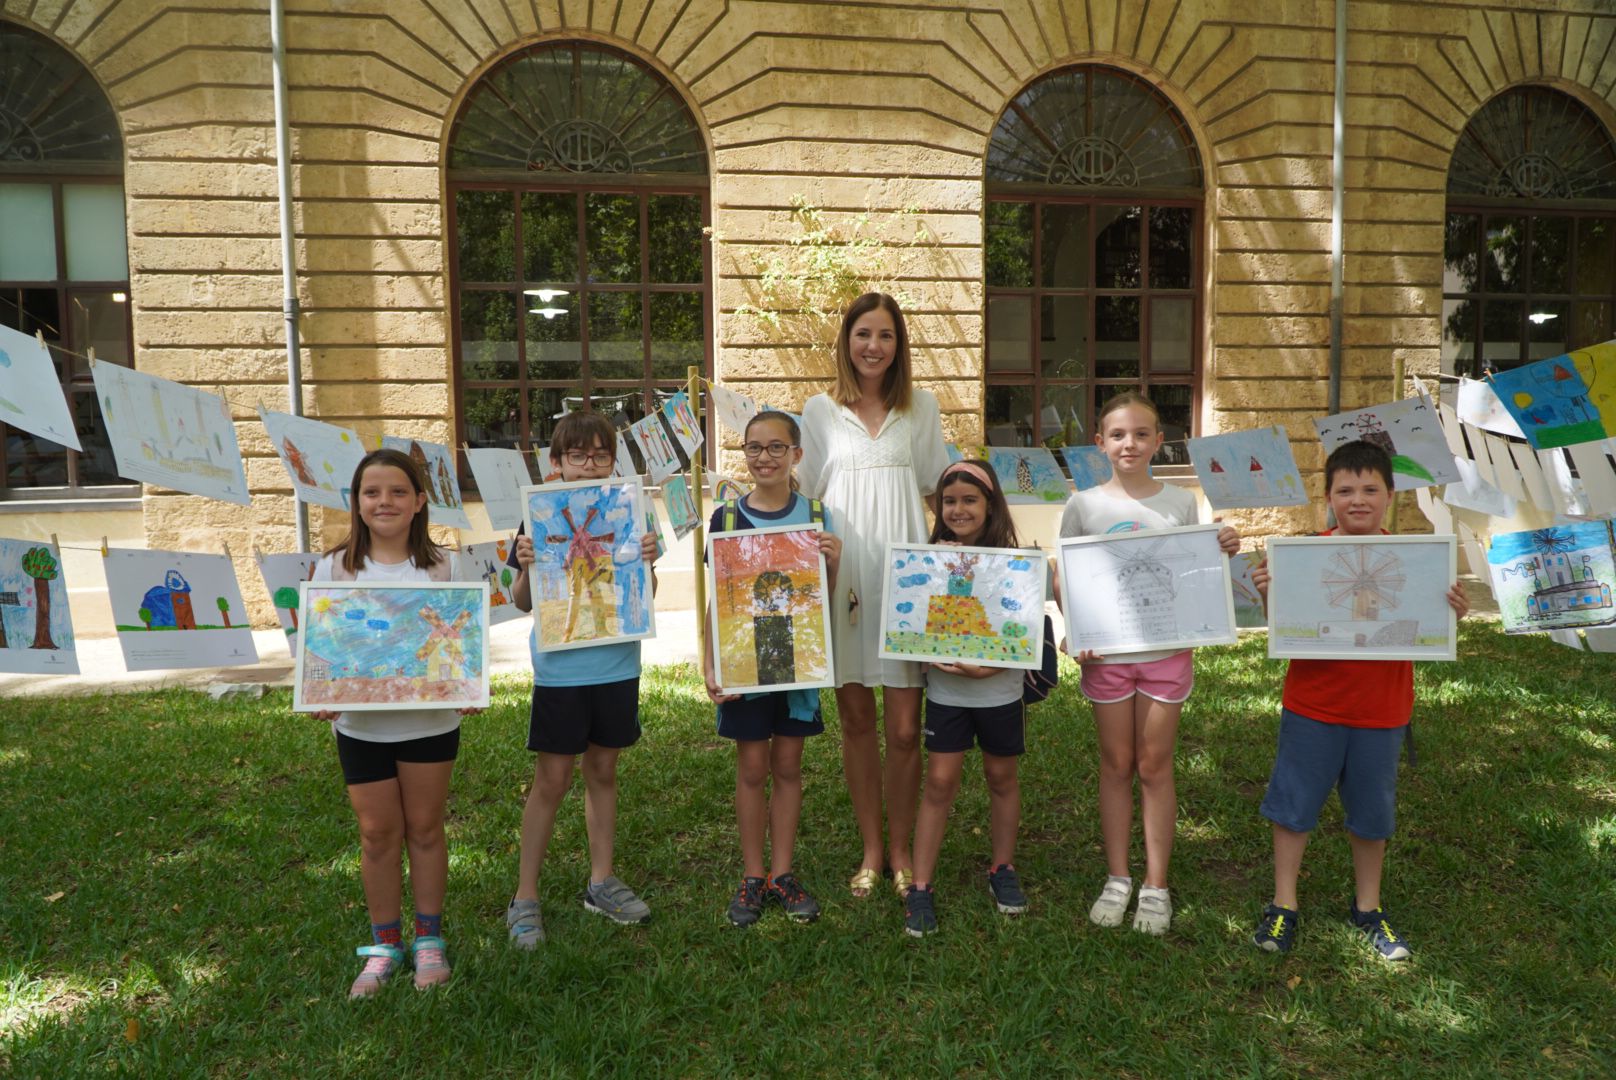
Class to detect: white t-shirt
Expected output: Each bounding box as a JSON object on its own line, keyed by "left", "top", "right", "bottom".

{"left": 310, "top": 552, "right": 464, "bottom": 743}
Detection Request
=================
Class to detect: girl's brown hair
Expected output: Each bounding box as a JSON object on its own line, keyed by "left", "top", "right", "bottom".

{"left": 744, "top": 410, "right": 803, "bottom": 493}
{"left": 1096, "top": 390, "right": 1161, "bottom": 432}
{"left": 831, "top": 292, "right": 913, "bottom": 413}
{"left": 330, "top": 448, "right": 444, "bottom": 574}
{"left": 928, "top": 460, "right": 1021, "bottom": 549}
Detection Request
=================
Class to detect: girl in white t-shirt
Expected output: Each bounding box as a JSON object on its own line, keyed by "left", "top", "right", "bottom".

{"left": 1057, "top": 393, "right": 1238, "bottom": 935}
{"left": 310, "top": 448, "right": 475, "bottom": 997}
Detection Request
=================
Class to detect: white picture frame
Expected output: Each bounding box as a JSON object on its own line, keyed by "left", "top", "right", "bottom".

{"left": 707, "top": 523, "right": 835, "bottom": 694}
{"left": 1058, "top": 524, "right": 1237, "bottom": 655}
{"left": 878, "top": 541, "right": 1047, "bottom": 670}
{"left": 521, "top": 476, "right": 656, "bottom": 653}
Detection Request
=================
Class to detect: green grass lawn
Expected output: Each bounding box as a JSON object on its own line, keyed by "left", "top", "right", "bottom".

{"left": 2, "top": 624, "right": 1614, "bottom": 1077}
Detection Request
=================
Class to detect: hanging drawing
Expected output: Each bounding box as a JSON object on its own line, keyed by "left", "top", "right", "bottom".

{"left": 982, "top": 446, "right": 1070, "bottom": 504}
{"left": 711, "top": 473, "right": 752, "bottom": 502}
{"left": 1059, "top": 445, "right": 1113, "bottom": 491}
{"left": 521, "top": 478, "right": 655, "bottom": 652}
{"left": 90, "top": 361, "right": 251, "bottom": 504}
{"left": 1485, "top": 522, "right": 1616, "bottom": 634}
{"left": 293, "top": 581, "right": 490, "bottom": 711}
{"left": 661, "top": 390, "right": 705, "bottom": 457}
{"left": 0, "top": 537, "right": 77, "bottom": 675}
{"left": 710, "top": 384, "right": 759, "bottom": 436}
{"left": 1058, "top": 524, "right": 1237, "bottom": 655}
{"left": 106, "top": 548, "right": 258, "bottom": 671}
{"left": 1229, "top": 549, "right": 1267, "bottom": 629}
{"left": 1186, "top": 426, "right": 1307, "bottom": 509}
{"left": 878, "top": 542, "right": 1046, "bottom": 669}
{"left": 1312, "top": 395, "right": 1459, "bottom": 491}
{"left": 1455, "top": 377, "right": 1526, "bottom": 438}
{"left": 707, "top": 524, "right": 833, "bottom": 693}
{"left": 945, "top": 443, "right": 966, "bottom": 464}
{"left": 255, "top": 550, "right": 319, "bottom": 647}
{"left": 258, "top": 407, "right": 366, "bottom": 512}
{"left": 0, "top": 324, "right": 81, "bottom": 451}
{"left": 1265, "top": 535, "right": 1457, "bottom": 661}
{"left": 465, "top": 448, "right": 535, "bottom": 531}
{"left": 380, "top": 436, "right": 472, "bottom": 529}
{"left": 1486, "top": 340, "right": 1616, "bottom": 449}
{"left": 663, "top": 474, "right": 701, "bottom": 539}
{"left": 459, "top": 539, "right": 525, "bottom": 626}
{"left": 628, "top": 411, "right": 684, "bottom": 483}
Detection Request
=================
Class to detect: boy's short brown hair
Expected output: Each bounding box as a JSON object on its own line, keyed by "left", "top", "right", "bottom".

{"left": 549, "top": 410, "right": 618, "bottom": 462}
{"left": 1323, "top": 439, "right": 1394, "bottom": 491}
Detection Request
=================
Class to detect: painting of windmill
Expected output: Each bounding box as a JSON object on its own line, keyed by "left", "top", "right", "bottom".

{"left": 1486, "top": 521, "right": 1616, "bottom": 634}
{"left": 982, "top": 446, "right": 1070, "bottom": 504}
{"left": 1315, "top": 546, "right": 1419, "bottom": 648}
{"left": 522, "top": 478, "right": 654, "bottom": 652}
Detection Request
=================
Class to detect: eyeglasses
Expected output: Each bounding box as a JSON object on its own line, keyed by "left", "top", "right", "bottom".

{"left": 563, "top": 449, "right": 616, "bottom": 466}
{"left": 743, "top": 441, "right": 794, "bottom": 459}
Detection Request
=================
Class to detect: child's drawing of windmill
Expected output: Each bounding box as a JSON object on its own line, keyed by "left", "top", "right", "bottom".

{"left": 547, "top": 504, "right": 617, "bottom": 641}
{"left": 1317, "top": 546, "right": 1417, "bottom": 647}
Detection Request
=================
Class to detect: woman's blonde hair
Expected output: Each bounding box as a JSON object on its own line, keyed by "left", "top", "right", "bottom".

{"left": 831, "top": 292, "right": 913, "bottom": 413}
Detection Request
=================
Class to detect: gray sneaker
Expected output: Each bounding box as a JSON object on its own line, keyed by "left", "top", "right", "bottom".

{"left": 584, "top": 876, "right": 652, "bottom": 925}
{"left": 506, "top": 898, "right": 544, "bottom": 949}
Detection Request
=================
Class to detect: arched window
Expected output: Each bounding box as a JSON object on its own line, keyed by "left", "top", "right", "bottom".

{"left": 1442, "top": 86, "right": 1616, "bottom": 377}
{"left": 984, "top": 66, "right": 1203, "bottom": 466}
{"left": 446, "top": 41, "right": 709, "bottom": 457}
{"left": 0, "top": 19, "right": 130, "bottom": 496}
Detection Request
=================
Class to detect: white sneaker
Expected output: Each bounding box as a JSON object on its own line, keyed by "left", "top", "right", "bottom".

{"left": 1133, "top": 886, "right": 1172, "bottom": 935}
{"left": 1088, "top": 876, "right": 1133, "bottom": 928}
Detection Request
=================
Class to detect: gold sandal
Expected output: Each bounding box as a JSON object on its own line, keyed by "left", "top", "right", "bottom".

{"left": 849, "top": 868, "right": 880, "bottom": 898}
{"left": 892, "top": 869, "right": 914, "bottom": 896}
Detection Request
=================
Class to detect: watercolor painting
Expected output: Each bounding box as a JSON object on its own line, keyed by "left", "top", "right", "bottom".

{"left": 254, "top": 550, "right": 319, "bottom": 646}
{"left": 661, "top": 390, "right": 705, "bottom": 457}
{"left": 1312, "top": 395, "right": 1460, "bottom": 491}
{"left": 663, "top": 474, "right": 701, "bottom": 539}
{"left": 460, "top": 539, "right": 524, "bottom": 626}
{"left": 1230, "top": 550, "right": 1267, "bottom": 629}
{"left": 708, "top": 524, "right": 833, "bottom": 693}
{"left": 1186, "top": 426, "right": 1307, "bottom": 510}
{"left": 380, "top": 435, "right": 472, "bottom": 529}
{"left": 258, "top": 407, "right": 365, "bottom": 512}
{"left": 521, "top": 478, "right": 654, "bottom": 652}
{"left": 710, "top": 384, "right": 759, "bottom": 436}
{"left": 1266, "top": 536, "right": 1456, "bottom": 661}
{"left": 91, "top": 361, "right": 251, "bottom": 505}
{"left": 0, "top": 537, "right": 77, "bottom": 675}
{"left": 1485, "top": 522, "right": 1616, "bottom": 635}
{"left": 0, "top": 323, "right": 80, "bottom": 451}
{"left": 982, "top": 446, "right": 1070, "bottom": 504}
{"left": 1059, "top": 525, "right": 1237, "bottom": 655}
{"left": 1059, "top": 445, "right": 1113, "bottom": 491}
{"left": 879, "top": 543, "right": 1046, "bottom": 670}
{"left": 106, "top": 548, "right": 258, "bottom": 671}
{"left": 465, "top": 448, "right": 534, "bottom": 531}
{"left": 293, "top": 582, "right": 490, "bottom": 711}
{"left": 1487, "top": 340, "right": 1616, "bottom": 450}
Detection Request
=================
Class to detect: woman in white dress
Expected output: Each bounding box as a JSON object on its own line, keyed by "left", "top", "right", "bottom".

{"left": 799, "top": 293, "right": 951, "bottom": 897}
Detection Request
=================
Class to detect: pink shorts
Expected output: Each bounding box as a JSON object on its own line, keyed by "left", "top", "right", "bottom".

{"left": 1079, "top": 651, "right": 1194, "bottom": 704}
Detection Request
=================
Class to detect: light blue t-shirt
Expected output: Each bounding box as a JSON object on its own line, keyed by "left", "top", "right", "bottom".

{"left": 507, "top": 526, "right": 643, "bottom": 688}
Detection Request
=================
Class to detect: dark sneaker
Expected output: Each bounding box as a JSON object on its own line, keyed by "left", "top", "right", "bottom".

{"left": 766, "top": 872, "right": 821, "bottom": 923}
{"left": 583, "top": 876, "right": 652, "bottom": 925}
{"left": 727, "top": 876, "right": 765, "bottom": 928}
{"left": 1350, "top": 903, "right": 1411, "bottom": 961}
{"left": 987, "top": 864, "right": 1028, "bottom": 915}
{"left": 904, "top": 885, "right": 938, "bottom": 937}
{"left": 1253, "top": 903, "right": 1298, "bottom": 953}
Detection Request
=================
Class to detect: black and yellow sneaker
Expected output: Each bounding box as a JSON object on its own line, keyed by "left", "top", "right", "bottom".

{"left": 727, "top": 876, "right": 765, "bottom": 928}
{"left": 1253, "top": 903, "right": 1298, "bottom": 953}
{"left": 903, "top": 884, "right": 938, "bottom": 937}
{"left": 1350, "top": 903, "right": 1411, "bottom": 961}
{"left": 765, "top": 871, "right": 821, "bottom": 923}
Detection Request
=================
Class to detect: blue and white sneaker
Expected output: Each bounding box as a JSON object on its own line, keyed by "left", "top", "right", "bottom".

{"left": 1350, "top": 903, "right": 1411, "bottom": 961}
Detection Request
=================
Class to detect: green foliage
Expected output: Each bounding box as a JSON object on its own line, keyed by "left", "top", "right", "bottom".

{"left": 272, "top": 586, "right": 299, "bottom": 610}
{"left": 19, "top": 546, "right": 58, "bottom": 581}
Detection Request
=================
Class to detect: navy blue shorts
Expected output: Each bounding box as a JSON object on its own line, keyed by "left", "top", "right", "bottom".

{"left": 528, "top": 678, "right": 641, "bottom": 756}
{"left": 717, "top": 693, "right": 824, "bottom": 742}
{"left": 1259, "top": 708, "right": 1405, "bottom": 840}
{"left": 923, "top": 699, "right": 1025, "bottom": 757}
{"left": 336, "top": 728, "right": 460, "bottom": 786}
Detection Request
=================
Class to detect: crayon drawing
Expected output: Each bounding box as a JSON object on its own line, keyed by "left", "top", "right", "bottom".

{"left": 983, "top": 446, "right": 1070, "bottom": 504}
{"left": 1266, "top": 536, "right": 1456, "bottom": 661}
{"left": 629, "top": 411, "right": 684, "bottom": 483}
{"left": 1312, "top": 395, "right": 1459, "bottom": 491}
{"left": 522, "top": 478, "right": 654, "bottom": 652}
{"left": 708, "top": 524, "right": 833, "bottom": 693}
{"left": 1487, "top": 340, "right": 1616, "bottom": 450}
{"left": 255, "top": 551, "right": 319, "bottom": 646}
{"left": 663, "top": 474, "right": 701, "bottom": 539}
{"left": 1059, "top": 445, "right": 1113, "bottom": 491}
{"left": 1229, "top": 550, "right": 1267, "bottom": 629}
{"left": 106, "top": 548, "right": 258, "bottom": 671}
{"left": 710, "top": 384, "right": 759, "bottom": 436}
{"left": 1060, "top": 525, "right": 1237, "bottom": 655}
{"left": 1485, "top": 522, "right": 1616, "bottom": 634}
{"left": 0, "top": 537, "right": 78, "bottom": 675}
{"left": 879, "top": 543, "right": 1046, "bottom": 670}
{"left": 91, "top": 361, "right": 251, "bottom": 504}
{"left": 460, "top": 540, "right": 525, "bottom": 626}
{"left": 661, "top": 390, "right": 704, "bottom": 456}
{"left": 258, "top": 407, "right": 365, "bottom": 512}
{"left": 294, "top": 582, "right": 489, "bottom": 711}
{"left": 711, "top": 473, "right": 752, "bottom": 502}
{"left": 0, "top": 323, "right": 80, "bottom": 450}
{"left": 465, "top": 448, "right": 534, "bottom": 530}
{"left": 1186, "top": 426, "right": 1307, "bottom": 509}
{"left": 380, "top": 436, "right": 472, "bottom": 529}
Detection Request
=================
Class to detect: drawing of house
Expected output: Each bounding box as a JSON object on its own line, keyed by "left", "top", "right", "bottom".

{"left": 1249, "top": 455, "right": 1269, "bottom": 497}
{"left": 303, "top": 649, "right": 334, "bottom": 681}
{"left": 139, "top": 569, "right": 197, "bottom": 629}
{"left": 1524, "top": 545, "right": 1613, "bottom": 620}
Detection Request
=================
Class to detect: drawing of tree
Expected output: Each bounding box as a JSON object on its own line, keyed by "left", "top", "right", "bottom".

{"left": 501, "top": 567, "right": 513, "bottom": 591}
{"left": 21, "top": 546, "right": 59, "bottom": 650}
{"left": 216, "top": 595, "right": 232, "bottom": 628}
{"left": 273, "top": 585, "right": 300, "bottom": 628}
{"left": 138, "top": 606, "right": 153, "bottom": 630}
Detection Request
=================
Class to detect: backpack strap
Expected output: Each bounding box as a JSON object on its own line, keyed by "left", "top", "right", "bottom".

{"left": 722, "top": 499, "right": 739, "bottom": 532}
{"left": 807, "top": 498, "right": 824, "bottom": 526}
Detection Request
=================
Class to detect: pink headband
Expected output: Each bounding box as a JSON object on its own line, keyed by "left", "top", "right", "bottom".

{"left": 938, "top": 460, "right": 995, "bottom": 490}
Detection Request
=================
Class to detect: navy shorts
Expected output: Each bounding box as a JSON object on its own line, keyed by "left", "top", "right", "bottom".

{"left": 923, "top": 699, "right": 1026, "bottom": 757}
{"left": 335, "top": 728, "right": 460, "bottom": 786}
{"left": 717, "top": 693, "right": 824, "bottom": 742}
{"left": 1259, "top": 708, "right": 1405, "bottom": 840}
{"left": 529, "top": 677, "right": 641, "bottom": 756}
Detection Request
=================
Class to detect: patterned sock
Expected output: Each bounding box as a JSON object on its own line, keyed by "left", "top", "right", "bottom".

{"left": 371, "top": 920, "right": 402, "bottom": 947}
{"left": 414, "top": 912, "right": 442, "bottom": 939}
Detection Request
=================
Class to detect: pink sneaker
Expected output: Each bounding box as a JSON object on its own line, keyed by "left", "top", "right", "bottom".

{"left": 411, "top": 935, "right": 451, "bottom": 990}
{"left": 348, "top": 943, "right": 402, "bottom": 999}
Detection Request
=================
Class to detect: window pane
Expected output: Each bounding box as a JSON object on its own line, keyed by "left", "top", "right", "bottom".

{"left": 462, "top": 387, "right": 523, "bottom": 447}
{"left": 1149, "top": 207, "right": 1193, "bottom": 288}
{"left": 1573, "top": 302, "right": 1611, "bottom": 350}
{"left": 649, "top": 292, "right": 703, "bottom": 378}
{"left": 5, "top": 426, "right": 68, "bottom": 487}
{"left": 1149, "top": 384, "right": 1192, "bottom": 466}
{"left": 1094, "top": 295, "right": 1140, "bottom": 378}
{"left": 985, "top": 201, "right": 1033, "bottom": 288}
{"left": 648, "top": 195, "right": 703, "bottom": 283}
{"left": 68, "top": 292, "right": 130, "bottom": 367}
{"left": 63, "top": 184, "right": 127, "bottom": 281}
{"left": 984, "top": 384, "right": 1033, "bottom": 446}
{"left": 1442, "top": 298, "right": 1478, "bottom": 376}
{"left": 1149, "top": 297, "right": 1193, "bottom": 372}
{"left": 527, "top": 388, "right": 568, "bottom": 447}
{"left": 1443, "top": 213, "right": 1481, "bottom": 293}
{"left": 1039, "top": 383, "right": 1089, "bottom": 449}
{"left": 1527, "top": 301, "right": 1570, "bottom": 360}
{"left": 1530, "top": 216, "right": 1571, "bottom": 294}
{"left": 0, "top": 287, "right": 60, "bottom": 341}
{"left": 1576, "top": 217, "right": 1615, "bottom": 296}
{"left": 1481, "top": 300, "right": 1523, "bottom": 371}
{"left": 72, "top": 388, "right": 120, "bottom": 484}
{"left": 525, "top": 301, "right": 581, "bottom": 379}
{"left": 456, "top": 190, "right": 514, "bottom": 282}
{"left": 586, "top": 194, "right": 640, "bottom": 284}
{"left": 521, "top": 192, "right": 577, "bottom": 285}
{"left": 1094, "top": 206, "right": 1141, "bottom": 288}
{"left": 0, "top": 185, "right": 57, "bottom": 280}
{"left": 1039, "top": 295, "right": 1086, "bottom": 378}
{"left": 458, "top": 290, "right": 518, "bottom": 379}
{"left": 587, "top": 292, "right": 643, "bottom": 379}
{"left": 986, "top": 296, "right": 1032, "bottom": 372}
{"left": 1484, "top": 216, "right": 1525, "bottom": 292}
{"left": 1040, "top": 204, "right": 1088, "bottom": 287}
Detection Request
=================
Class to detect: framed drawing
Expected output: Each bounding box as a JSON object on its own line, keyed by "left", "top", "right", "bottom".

{"left": 521, "top": 478, "right": 655, "bottom": 652}
{"left": 1266, "top": 535, "right": 1457, "bottom": 661}
{"left": 1058, "top": 524, "right": 1237, "bottom": 655}
{"left": 294, "top": 581, "right": 490, "bottom": 711}
{"left": 878, "top": 542, "right": 1046, "bottom": 670}
{"left": 1485, "top": 522, "right": 1615, "bottom": 634}
{"left": 707, "top": 524, "right": 833, "bottom": 693}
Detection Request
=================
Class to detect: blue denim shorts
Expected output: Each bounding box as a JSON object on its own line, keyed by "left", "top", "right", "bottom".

{"left": 1259, "top": 708, "right": 1405, "bottom": 840}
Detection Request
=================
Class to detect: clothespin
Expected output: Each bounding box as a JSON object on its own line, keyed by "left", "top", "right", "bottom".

{"left": 36, "top": 330, "right": 48, "bottom": 353}
{"left": 376, "top": 432, "right": 385, "bottom": 450}
{"left": 50, "top": 532, "right": 60, "bottom": 554}
{"left": 222, "top": 541, "right": 232, "bottom": 561}
{"left": 253, "top": 544, "right": 264, "bottom": 563}
{"left": 87, "top": 347, "right": 96, "bottom": 365}
{"left": 100, "top": 536, "right": 109, "bottom": 557}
